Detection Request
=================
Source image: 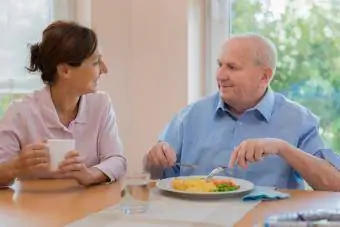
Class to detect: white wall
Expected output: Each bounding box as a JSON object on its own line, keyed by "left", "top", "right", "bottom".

{"left": 92, "top": 0, "right": 192, "bottom": 170}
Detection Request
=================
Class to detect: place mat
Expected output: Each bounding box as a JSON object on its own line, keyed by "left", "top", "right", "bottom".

{"left": 66, "top": 188, "right": 260, "bottom": 227}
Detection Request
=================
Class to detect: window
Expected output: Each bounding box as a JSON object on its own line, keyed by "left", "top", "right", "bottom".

{"left": 0, "top": 0, "right": 81, "bottom": 117}
{"left": 0, "top": 0, "right": 52, "bottom": 115}
{"left": 206, "top": 0, "right": 340, "bottom": 152}
{"left": 0, "top": 0, "right": 53, "bottom": 91}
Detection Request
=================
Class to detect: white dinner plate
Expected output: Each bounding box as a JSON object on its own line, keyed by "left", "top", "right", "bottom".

{"left": 156, "top": 175, "right": 254, "bottom": 198}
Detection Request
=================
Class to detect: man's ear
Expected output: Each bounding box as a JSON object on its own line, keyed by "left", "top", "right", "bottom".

{"left": 261, "top": 67, "right": 273, "bottom": 85}
{"left": 56, "top": 63, "right": 71, "bottom": 79}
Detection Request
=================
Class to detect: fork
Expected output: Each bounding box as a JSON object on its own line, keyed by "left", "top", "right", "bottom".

{"left": 174, "top": 163, "right": 228, "bottom": 182}
{"left": 174, "top": 163, "right": 236, "bottom": 182}
{"left": 205, "top": 166, "right": 226, "bottom": 182}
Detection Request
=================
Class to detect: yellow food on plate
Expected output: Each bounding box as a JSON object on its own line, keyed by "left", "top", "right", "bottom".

{"left": 172, "top": 178, "right": 216, "bottom": 192}
{"left": 171, "top": 177, "right": 240, "bottom": 193}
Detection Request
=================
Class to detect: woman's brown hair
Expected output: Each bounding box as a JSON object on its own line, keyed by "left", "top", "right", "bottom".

{"left": 27, "top": 20, "right": 98, "bottom": 85}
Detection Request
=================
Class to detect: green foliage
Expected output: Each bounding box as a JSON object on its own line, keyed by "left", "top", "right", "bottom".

{"left": 0, "top": 94, "right": 22, "bottom": 117}
{"left": 231, "top": 0, "right": 340, "bottom": 152}
{"left": 0, "top": 95, "right": 12, "bottom": 117}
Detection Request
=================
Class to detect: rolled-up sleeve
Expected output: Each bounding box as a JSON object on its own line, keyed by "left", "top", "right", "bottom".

{"left": 313, "top": 148, "right": 340, "bottom": 170}
{"left": 298, "top": 116, "right": 340, "bottom": 170}
{"left": 157, "top": 111, "right": 185, "bottom": 178}
{"left": 93, "top": 95, "right": 127, "bottom": 181}
{"left": 158, "top": 113, "right": 183, "bottom": 155}
{"left": 0, "top": 104, "right": 22, "bottom": 164}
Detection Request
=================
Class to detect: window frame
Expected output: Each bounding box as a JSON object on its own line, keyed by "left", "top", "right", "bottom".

{"left": 204, "top": 0, "right": 231, "bottom": 95}
{"left": 0, "top": 0, "right": 90, "bottom": 95}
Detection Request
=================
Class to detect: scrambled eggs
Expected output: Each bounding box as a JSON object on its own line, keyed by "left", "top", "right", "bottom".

{"left": 171, "top": 177, "right": 239, "bottom": 193}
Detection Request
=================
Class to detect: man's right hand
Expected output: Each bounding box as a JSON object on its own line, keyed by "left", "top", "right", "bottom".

{"left": 13, "top": 142, "right": 50, "bottom": 178}
{"left": 146, "top": 142, "right": 177, "bottom": 168}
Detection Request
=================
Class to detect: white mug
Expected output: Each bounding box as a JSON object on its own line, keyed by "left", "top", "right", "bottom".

{"left": 47, "top": 139, "right": 75, "bottom": 171}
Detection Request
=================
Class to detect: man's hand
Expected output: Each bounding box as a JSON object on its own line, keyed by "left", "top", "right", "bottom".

{"left": 228, "top": 138, "right": 288, "bottom": 168}
{"left": 146, "top": 142, "right": 177, "bottom": 168}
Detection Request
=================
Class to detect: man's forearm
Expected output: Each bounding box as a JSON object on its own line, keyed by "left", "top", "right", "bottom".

{"left": 279, "top": 142, "right": 340, "bottom": 191}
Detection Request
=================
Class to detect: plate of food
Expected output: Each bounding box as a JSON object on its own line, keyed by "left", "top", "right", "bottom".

{"left": 156, "top": 175, "right": 254, "bottom": 198}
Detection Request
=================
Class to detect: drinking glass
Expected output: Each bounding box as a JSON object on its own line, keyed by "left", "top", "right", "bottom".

{"left": 119, "top": 171, "right": 150, "bottom": 214}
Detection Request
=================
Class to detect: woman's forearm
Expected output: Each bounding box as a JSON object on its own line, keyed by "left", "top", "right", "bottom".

{"left": 0, "top": 159, "right": 17, "bottom": 187}
{"left": 92, "top": 155, "right": 127, "bottom": 183}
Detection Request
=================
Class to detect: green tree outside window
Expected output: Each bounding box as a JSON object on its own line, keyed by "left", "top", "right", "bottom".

{"left": 231, "top": 0, "right": 340, "bottom": 152}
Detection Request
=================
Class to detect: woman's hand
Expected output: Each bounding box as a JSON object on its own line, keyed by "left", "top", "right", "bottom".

{"left": 58, "top": 151, "right": 100, "bottom": 186}
{"left": 14, "top": 142, "right": 50, "bottom": 179}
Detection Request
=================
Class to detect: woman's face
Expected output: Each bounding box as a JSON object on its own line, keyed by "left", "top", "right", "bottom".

{"left": 58, "top": 48, "right": 108, "bottom": 95}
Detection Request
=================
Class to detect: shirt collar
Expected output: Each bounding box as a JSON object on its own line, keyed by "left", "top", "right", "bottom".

{"left": 216, "top": 94, "right": 228, "bottom": 112}
{"left": 215, "top": 88, "right": 275, "bottom": 122}
{"left": 36, "top": 86, "right": 87, "bottom": 128}
{"left": 253, "top": 88, "right": 275, "bottom": 122}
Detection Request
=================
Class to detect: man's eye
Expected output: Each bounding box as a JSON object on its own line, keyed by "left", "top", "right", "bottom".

{"left": 227, "top": 64, "right": 237, "bottom": 70}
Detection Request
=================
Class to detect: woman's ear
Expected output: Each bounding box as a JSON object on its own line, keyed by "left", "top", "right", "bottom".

{"left": 56, "top": 63, "right": 71, "bottom": 79}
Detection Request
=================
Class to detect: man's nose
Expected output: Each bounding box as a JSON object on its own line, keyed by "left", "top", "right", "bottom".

{"left": 216, "top": 66, "right": 229, "bottom": 79}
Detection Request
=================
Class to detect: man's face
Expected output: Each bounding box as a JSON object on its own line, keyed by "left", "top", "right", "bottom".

{"left": 216, "top": 39, "right": 272, "bottom": 109}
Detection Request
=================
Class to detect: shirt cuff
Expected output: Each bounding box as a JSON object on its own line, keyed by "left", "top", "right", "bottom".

{"left": 313, "top": 148, "right": 340, "bottom": 170}
{"left": 92, "top": 157, "right": 127, "bottom": 182}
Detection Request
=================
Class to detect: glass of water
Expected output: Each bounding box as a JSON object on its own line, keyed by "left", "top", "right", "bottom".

{"left": 119, "top": 171, "right": 150, "bottom": 214}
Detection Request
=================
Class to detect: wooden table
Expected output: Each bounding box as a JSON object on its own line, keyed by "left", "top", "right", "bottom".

{"left": 1, "top": 180, "right": 340, "bottom": 227}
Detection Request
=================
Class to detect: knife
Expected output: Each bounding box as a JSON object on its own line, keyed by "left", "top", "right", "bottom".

{"left": 174, "top": 163, "right": 250, "bottom": 176}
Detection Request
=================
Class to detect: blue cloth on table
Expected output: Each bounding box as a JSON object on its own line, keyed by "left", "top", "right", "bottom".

{"left": 242, "top": 186, "right": 290, "bottom": 201}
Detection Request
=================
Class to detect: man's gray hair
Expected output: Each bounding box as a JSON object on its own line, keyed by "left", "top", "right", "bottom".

{"left": 229, "top": 33, "right": 277, "bottom": 72}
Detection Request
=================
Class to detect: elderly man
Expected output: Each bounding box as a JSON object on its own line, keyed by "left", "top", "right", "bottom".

{"left": 145, "top": 33, "right": 340, "bottom": 191}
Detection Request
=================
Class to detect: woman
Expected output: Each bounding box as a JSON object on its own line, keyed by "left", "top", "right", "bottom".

{"left": 0, "top": 21, "right": 126, "bottom": 187}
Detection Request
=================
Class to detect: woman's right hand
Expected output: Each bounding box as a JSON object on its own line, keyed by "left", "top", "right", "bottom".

{"left": 13, "top": 143, "right": 50, "bottom": 179}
